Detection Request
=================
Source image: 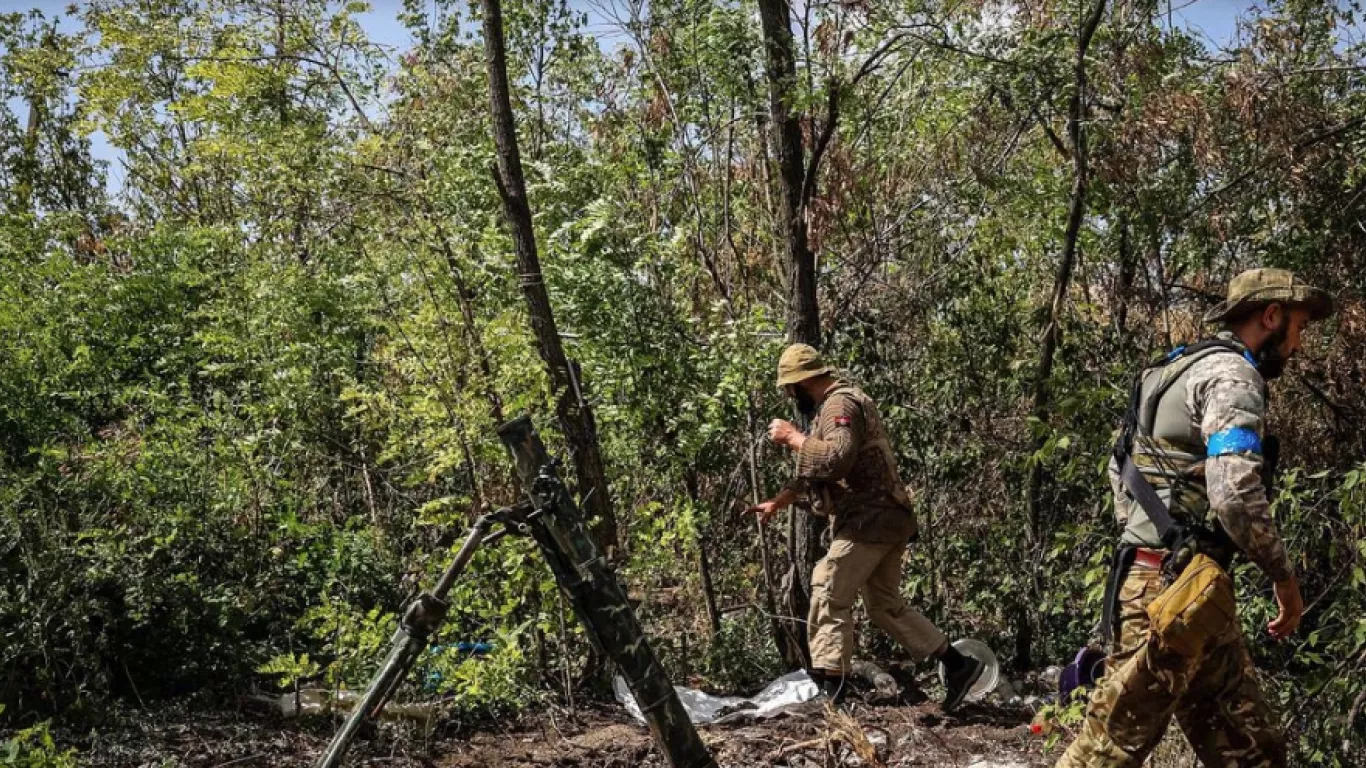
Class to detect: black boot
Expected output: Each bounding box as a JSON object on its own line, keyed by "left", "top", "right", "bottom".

{"left": 939, "top": 646, "right": 984, "bottom": 713}
{"left": 811, "top": 669, "right": 849, "bottom": 705}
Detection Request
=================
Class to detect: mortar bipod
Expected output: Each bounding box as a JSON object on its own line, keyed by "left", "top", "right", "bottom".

{"left": 313, "top": 500, "right": 542, "bottom": 768}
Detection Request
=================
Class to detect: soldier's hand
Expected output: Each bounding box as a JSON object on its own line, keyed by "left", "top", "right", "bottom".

{"left": 767, "top": 419, "right": 804, "bottom": 450}
{"left": 1268, "top": 575, "right": 1304, "bottom": 640}
{"left": 747, "top": 500, "right": 781, "bottom": 524}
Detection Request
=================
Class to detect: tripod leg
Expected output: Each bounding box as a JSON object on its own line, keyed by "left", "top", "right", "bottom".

{"left": 314, "top": 514, "right": 495, "bottom": 768}
{"left": 314, "top": 629, "right": 426, "bottom": 768}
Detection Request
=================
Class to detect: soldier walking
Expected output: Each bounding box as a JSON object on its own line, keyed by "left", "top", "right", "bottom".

{"left": 748, "top": 344, "right": 985, "bottom": 711}
{"left": 1058, "top": 269, "right": 1334, "bottom": 766}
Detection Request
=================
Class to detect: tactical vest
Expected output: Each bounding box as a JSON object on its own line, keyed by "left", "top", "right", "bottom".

{"left": 1118, "top": 339, "right": 1257, "bottom": 548}
{"left": 814, "top": 384, "right": 917, "bottom": 540}
{"left": 828, "top": 383, "right": 914, "bottom": 499}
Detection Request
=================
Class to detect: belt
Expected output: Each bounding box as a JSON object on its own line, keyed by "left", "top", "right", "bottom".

{"left": 1133, "top": 547, "right": 1165, "bottom": 569}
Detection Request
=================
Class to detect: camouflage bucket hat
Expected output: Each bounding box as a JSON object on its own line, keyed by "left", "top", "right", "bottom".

{"left": 775, "top": 343, "right": 834, "bottom": 388}
{"left": 1203, "top": 268, "right": 1334, "bottom": 324}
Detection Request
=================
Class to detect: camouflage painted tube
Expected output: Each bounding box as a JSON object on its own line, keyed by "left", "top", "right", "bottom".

{"left": 497, "top": 416, "right": 717, "bottom": 768}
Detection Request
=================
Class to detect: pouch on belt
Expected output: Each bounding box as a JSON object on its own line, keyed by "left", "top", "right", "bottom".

{"left": 1145, "top": 552, "right": 1236, "bottom": 657}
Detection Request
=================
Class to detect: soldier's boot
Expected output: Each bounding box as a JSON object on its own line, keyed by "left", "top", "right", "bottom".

{"left": 940, "top": 646, "right": 984, "bottom": 713}
{"left": 812, "top": 670, "right": 850, "bottom": 706}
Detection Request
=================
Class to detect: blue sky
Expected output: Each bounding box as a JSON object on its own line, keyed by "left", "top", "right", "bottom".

{"left": 0, "top": 0, "right": 1262, "bottom": 194}
{"left": 345, "top": 0, "right": 1257, "bottom": 57}
{"left": 0, "top": 0, "right": 1266, "bottom": 52}
{"left": 335, "top": 0, "right": 1264, "bottom": 54}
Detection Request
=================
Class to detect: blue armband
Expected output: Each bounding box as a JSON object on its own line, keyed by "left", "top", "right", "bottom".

{"left": 1207, "top": 427, "right": 1262, "bottom": 457}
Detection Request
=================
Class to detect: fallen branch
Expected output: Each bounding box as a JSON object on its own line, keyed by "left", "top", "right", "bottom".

{"left": 1347, "top": 680, "right": 1366, "bottom": 734}
{"left": 766, "top": 738, "right": 826, "bottom": 762}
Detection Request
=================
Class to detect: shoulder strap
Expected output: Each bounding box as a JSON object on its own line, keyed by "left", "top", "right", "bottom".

{"left": 1117, "top": 455, "right": 1179, "bottom": 544}
{"left": 824, "top": 381, "right": 858, "bottom": 399}
{"left": 1138, "top": 340, "right": 1249, "bottom": 434}
{"left": 820, "top": 382, "right": 863, "bottom": 419}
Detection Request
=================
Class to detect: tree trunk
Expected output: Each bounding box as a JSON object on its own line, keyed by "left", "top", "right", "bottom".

{"left": 756, "top": 0, "right": 820, "bottom": 346}
{"left": 17, "top": 90, "right": 42, "bottom": 214}
{"left": 748, "top": 398, "right": 805, "bottom": 666}
{"left": 1114, "top": 210, "right": 1135, "bottom": 339}
{"left": 1019, "top": 0, "right": 1108, "bottom": 670}
{"left": 684, "top": 468, "right": 721, "bottom": 640}
{"left": 756, "top": 0, "right": 823, "bottom": 671}
{"left": 479, "top": 0, "right": 618, "bottom": 554}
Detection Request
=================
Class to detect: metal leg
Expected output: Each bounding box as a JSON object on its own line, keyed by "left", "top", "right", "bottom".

{"left": 314, "top": 511, "right": 508, "bottom": 768}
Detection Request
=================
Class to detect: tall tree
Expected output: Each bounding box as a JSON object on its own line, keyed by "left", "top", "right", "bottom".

{"left": 756, "top": 0, "right": 824, "bottom": 669}
{"left": 1019, "top": 0, "right": 1108, "bottom": 668}
{"left": 0, "top": 16, "right": 103, "bottom": 217}
{"left": 479, "top": 0, "right": 618, "bottom": 553}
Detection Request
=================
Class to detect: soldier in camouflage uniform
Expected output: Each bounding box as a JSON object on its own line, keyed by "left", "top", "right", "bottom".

{"left": 748, "top": 344, "right": 985, "bottom": 711}
{"left": 1058, "top": 269, "right": 1334, "bottom": 767}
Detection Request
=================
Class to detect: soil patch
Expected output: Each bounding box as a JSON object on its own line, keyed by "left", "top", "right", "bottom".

{"left": 44, "top": 697, "right": 1056, "bottom": 767}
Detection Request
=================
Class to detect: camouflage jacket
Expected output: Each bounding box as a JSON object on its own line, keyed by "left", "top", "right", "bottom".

{"left": 1109, "top": 332, "right": 1293, "bottom": 583}
{"left": 783, "top": 382, "right": 917, "bottom": 544}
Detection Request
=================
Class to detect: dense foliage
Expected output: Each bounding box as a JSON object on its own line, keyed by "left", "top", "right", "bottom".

{"left": 2, "top": 0, "right": 1364, "bottom": 763}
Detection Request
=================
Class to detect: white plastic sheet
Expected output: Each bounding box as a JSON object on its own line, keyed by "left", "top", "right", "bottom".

{"left": 613, "top": 670, "right": 820, "bottom": 726}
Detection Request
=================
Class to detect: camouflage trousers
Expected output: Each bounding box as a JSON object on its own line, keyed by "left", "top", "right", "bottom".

{"left": 1057, "top": 564, "right": 1286, "bottom": 768}
{"left": 807, "top": 536, "right": 947, "bottom": 673}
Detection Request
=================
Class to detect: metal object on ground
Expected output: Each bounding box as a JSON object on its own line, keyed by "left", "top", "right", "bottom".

{"left": 316, "top": 416, "right": 715, "bottom": 768}
{"left": 498, "top": 416, "right": 717, "bottom": 768}
{"left": 259, "top": 689, "right": 436, "bottom": 726}
{"left": 313, "top": 502, "right": 537, "bottom": 768}
{"left": 849, "top": 660, "right": 898, "bottom": 701}
{"left": 937, "top": 639, "right": 1001, "bottom": 703}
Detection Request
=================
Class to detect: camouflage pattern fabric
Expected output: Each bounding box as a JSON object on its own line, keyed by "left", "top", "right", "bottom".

{"left": 1109, "top": 564, "right": 1163, "bottom": 669}
{"left": 1066, "top": 321, "right": 1298, "bottom": 766}
{"left": 808, "top": 536, "right": 947, "bottom": 673}
{"left": 1057, "top": 585, "right": 1286, "bottom": 767}
{"left": 1109, "top": 332, "right": 1292, "bottom": 582}
{"left": 1188, "top": 338, "right": 1292, "bottom": 583}
{"left": 782, "top": 381, "right": 916, "bottom": 543}
{"left": 1203, "top": 267, "right": 1333, "bottom": 323}
{"left": 498, "top": 417, "right": 717, "bottom": 768}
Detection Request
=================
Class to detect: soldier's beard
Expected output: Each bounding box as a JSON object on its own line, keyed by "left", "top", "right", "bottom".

{"left": 1256, "top": 321, "right": 1291, "bottom": 380}
{"left": 791, "top": 387, "right": 819, "bottom": 419}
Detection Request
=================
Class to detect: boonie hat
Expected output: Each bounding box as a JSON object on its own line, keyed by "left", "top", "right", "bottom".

{"left": 1203, "top": 268, "right": 1333, "bottom": 323}
{"left": 776, "top": 344, "right": 835, "bottom": 387}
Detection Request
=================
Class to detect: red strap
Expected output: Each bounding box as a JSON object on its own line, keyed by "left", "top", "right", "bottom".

{"left": 1133, "top": 548, "right": 1165, "bottom": 569}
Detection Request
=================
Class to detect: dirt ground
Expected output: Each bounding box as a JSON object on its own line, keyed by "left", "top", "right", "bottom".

{"left": 55, "top": 695, "right": 1056, "bottom": 767}
{"left": 436, "top": 700, "right": 1051, "bottom": 768}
